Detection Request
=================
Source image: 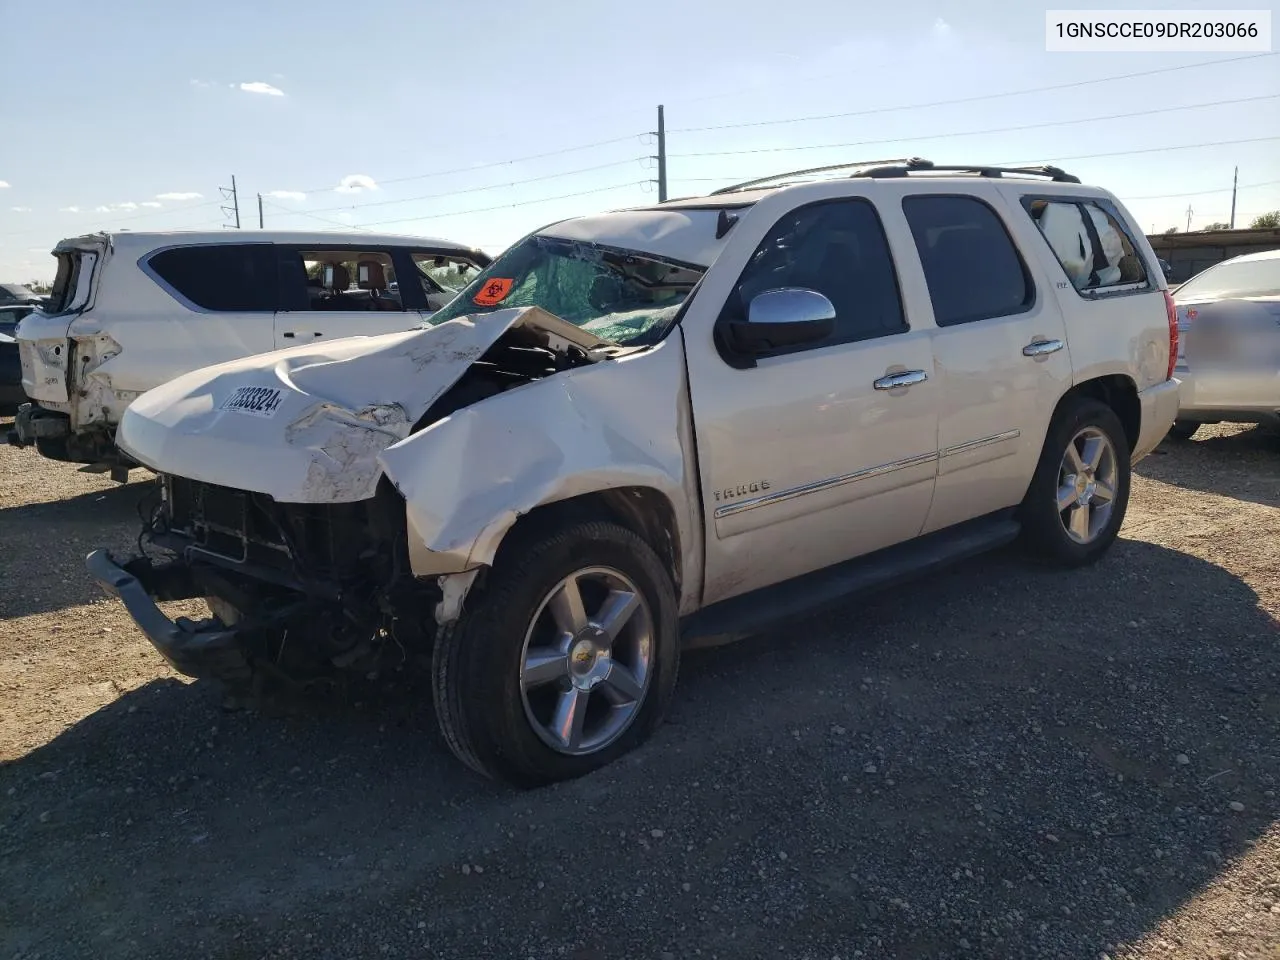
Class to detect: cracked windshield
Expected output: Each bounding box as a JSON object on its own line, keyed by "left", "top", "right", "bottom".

{"left": 428, "top": 235, "right": 704, "bottom": 345}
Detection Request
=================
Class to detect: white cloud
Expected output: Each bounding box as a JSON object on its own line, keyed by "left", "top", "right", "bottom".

{"left": 239, "top": 81, "right": 285, "bottom": 97}
{"left": 114, "top": 202, "right": 138, "bottom": 211}
{"left": 11, "top": 206, "right": 31, "bottom": 213}
{"left": 189, "top": 79, "right": 213, "bottom": 89}
{"left": 0, "top": 181, "right": 9, "bottom": 189}
{"left": 95, "top": 205, "right": 112, "bottom": 213}
{"left": 267, "top": 190, "right": 306, "bottom": 201}
{"left": 335, "top": 174, "right": 377, "bottom": 194}
{"left": 932, "top": 17, "right": 952, "bottom": 38}
{"left": 156, "top": 191, "right": 202, "bottom": 201}
{"left": 141, "top": 201, "right": 163, "bottom": 208}
{"left": 60, "top": 206, "right": 81, "bottom": 213}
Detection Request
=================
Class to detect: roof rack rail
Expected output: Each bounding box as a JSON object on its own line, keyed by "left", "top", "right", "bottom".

{"left": 853, "top": 159, "right": 1080, "bottom": 183}
{"left": 708, "top": 157, "right": 926, "bottom": 195}
{"left": 707, "top": 157, "right": 1080, "bottom": 196}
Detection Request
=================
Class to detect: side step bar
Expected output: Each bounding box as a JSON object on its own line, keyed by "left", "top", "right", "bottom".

{"left": 680, "top": 510, "right": 1021, "bottom": 649}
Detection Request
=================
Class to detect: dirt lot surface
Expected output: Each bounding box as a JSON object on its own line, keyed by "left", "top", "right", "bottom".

{"left": 1, "top": 419, "right": 1278, "bottom": 960}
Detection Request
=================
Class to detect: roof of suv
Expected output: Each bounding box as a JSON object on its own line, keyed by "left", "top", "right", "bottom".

{"left": 53, "top": 230, "right": 483, "bottom": 255}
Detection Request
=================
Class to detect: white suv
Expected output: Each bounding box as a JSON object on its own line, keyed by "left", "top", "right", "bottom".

{"left": 86, "top": 159, "right": 1180, "bottom": 786}
{"left": 10, "top": 230, "right": 489, "bottom": 474}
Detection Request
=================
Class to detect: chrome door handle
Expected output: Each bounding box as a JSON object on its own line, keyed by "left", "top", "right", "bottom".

{"left": 873, "top": 369, "right": 928, "bottom": 391}
{"left": 1023, "top": 338, "right": 1064, "bottom": 357}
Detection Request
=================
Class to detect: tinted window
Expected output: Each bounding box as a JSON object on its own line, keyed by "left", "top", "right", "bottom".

{"left": 286, "top": 250, "right": 404, "bottom": 312}
{"left": 903, "top": 195, "right": 1032, "bottom": 326}
{"left": 148, "top": 244, "right": 278, "bottom": 311}
{"left": 727, "top": 198, "right": 906, "bottom": 351}
{"left": 1025, "top": 198, "right": 1148, "bottom": 292}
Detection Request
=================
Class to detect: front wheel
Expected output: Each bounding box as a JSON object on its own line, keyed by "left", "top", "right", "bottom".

{"left": 432, "top": 520, "right": 680, "bottom": 787}
{"left": 1020, "top": 397, "right": 1131, "bottom": 567}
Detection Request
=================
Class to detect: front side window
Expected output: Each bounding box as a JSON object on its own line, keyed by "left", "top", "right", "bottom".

{"left": 1024, "top": 198, "right": 1149, "bottom": 293}
{"left": 722, "top": 197, "right": 907, "bottom": 353}
{"left": 147, "top": 244, "right": 277, "bottom": 312}
{"left": 427, "top": 235, "right": 704, "bottom": 346}
{"left": 1172, "top": 256, "right": 1280, "bottom": 300}
{"left": 903, "top": 195, "right": 1033, "bottom": 326}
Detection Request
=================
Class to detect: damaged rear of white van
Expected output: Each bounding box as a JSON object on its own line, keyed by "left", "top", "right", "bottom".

{"left": 10, "top": 230, "right": 489, "bottom": 473}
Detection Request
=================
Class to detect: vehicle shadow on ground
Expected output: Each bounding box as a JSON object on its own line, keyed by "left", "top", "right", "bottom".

{"left": 2, "top": 540, "right": 1276, "bottom": 959}
{"left": 0, "top": 481, "right": 155, "bottom": 620}
{"left": 1138, "top": 426, "right": 1280, "bottom": 508}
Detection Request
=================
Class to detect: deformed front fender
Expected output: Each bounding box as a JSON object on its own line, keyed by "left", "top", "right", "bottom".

{"left": 377, "top": 334, "right": 704, "bottom": 614}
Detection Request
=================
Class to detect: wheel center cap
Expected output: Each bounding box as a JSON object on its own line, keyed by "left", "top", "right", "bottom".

{"left": 568, "top": 626, "right": 610, "bottom": 688}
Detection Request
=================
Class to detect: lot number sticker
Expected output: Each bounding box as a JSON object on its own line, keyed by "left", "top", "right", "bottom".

{"left": 220, "top": 385, "right": 285, "bottom": 418}
{"left": 473, "top": 278, "right": 514, "bottom": 306}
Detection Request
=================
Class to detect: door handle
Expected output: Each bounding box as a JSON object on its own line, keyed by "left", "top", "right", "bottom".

{"left": 873, "top": 369, "right": 928, "bottom": 391}
{"left": 1023, "top": 338, "right": 1064, "bottom": 357}
{"left": 281, "top": 332, "right": 324, "bottom": 339}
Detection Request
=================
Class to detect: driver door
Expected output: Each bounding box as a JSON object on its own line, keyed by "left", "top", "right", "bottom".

{"left": 682, "top": 192, "right": 941, "bottom": 605}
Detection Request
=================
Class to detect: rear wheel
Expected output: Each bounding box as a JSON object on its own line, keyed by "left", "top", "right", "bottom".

{"left": 1020, "top": 397, "right": 1131, "bottom": 567}
{"left": 1166, "top": 419, "right": 1200, "bottom": 441}
{"left": 432, "top": 520, "right": 679, "bottom": 787}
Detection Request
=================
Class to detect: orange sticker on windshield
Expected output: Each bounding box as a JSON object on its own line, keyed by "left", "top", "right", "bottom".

{"left": 473, "top": 278, "right": 514, "bottom": 305}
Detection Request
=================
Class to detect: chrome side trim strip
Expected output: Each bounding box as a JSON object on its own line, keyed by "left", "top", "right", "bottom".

{"left": 712, "top": 451, "right": 939, "bottom": 520}
{"left": 940, "top": 429, "right": 1020, "bottom": 459}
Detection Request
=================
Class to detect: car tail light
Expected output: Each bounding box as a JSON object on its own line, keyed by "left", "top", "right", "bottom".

{"left": 1164, "top": 290, "right": 1178, "bottom": 380}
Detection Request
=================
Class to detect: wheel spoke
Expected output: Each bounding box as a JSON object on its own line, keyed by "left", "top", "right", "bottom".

{"left": 522, "top": 647, "right": 568, "bottom": 689}
{"left": 593, "top": 589, "right": 641, "bottom": 643}
{"left": 600, "top": 661, "right": 643, "bottom": 705}
{"left": 1063, "top": 441, "right": 1085, "bottom": 474}
{"left": 548, "top": 575, "right": 588, "bottom": 635}
{"left": 1092, "top": 480, "right": 1115, "bottom": 504}
{"left": 1081, "top": 435, "right": 1106, "bottom": 471}
{"left": 1068, "top": 504, "right": 1091, "bottom": 541}
{"left": 550, "top": 687, "right": 590, "bottom": 750}
{"left": 1056, "top": 482, "right": 1077, "bottom": 512}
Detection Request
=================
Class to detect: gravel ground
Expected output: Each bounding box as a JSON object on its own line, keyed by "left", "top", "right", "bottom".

{"left": 1, "top": 418, "right": 1278, "bottom": 960}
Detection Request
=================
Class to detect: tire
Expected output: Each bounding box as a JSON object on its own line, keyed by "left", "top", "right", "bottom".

{"left": 1019, "top": 397, "right": 1131, "bottom": 567}
{"left": 1166, "top": 419, "right": 1200, "bottom": 441}
{"left": 432, "top": 520, "right": 680, "bottom": 787}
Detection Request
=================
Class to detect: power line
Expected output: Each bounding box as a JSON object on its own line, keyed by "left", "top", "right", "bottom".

{"left": 0, "top": 198, "right": 224, "bottom": 238}
{"left": 669, "top": 93, "right": 1280, "bottom": 160}
{"left": 285, "top": 134, "right": 651, "bottom": 198}
{"left": 353, "top": 181, "right": 650, "bottom": 229}
{"left": 260, "top": 200, "right": 371, "bottom": 232}
{"left": 995, "top": 135, "right": 1280, "bottom": 166}
{"left": 278, "top": 157, "right": 652, "bottom": 218}
{"left": 1123, "top": 179, "right": 1280, "bottom": 201}
{"left": 669, "top": 52, "right": 1277, "bottom": 134}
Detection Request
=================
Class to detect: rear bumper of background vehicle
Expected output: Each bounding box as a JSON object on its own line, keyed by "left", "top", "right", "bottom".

{"left": 85, "top": 549, "right": 251, "bottom": 682}
{"left": 1133, "top": 378, "right": 1180, "bottom": 462}
{"left": 1173, "top": 366, "right": 1280, "bottom": 424}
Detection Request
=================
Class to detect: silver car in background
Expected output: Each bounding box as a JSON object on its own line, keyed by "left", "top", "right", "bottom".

{"left": 1168, "top": 248, "right": 1280, "bottom": 440}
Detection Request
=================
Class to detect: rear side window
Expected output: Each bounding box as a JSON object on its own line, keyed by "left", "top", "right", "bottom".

{"left": 902, "top": 195, "right": 1033, "bottom": 326}
{"left": 1024, "top": 198, "right": 1149, "bottom": 294}
{"left": 147, "top": 244, "right": 278, "bottom": 311}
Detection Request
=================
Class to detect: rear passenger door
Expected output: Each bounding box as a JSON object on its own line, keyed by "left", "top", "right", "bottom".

{"left": 895, "top": 188, "right": 1073, "bottom": 534}
{"left": 274, "top": 246, "right": 424, "bottom": 347}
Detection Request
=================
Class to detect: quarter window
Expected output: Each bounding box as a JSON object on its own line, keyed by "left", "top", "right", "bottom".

{"left": 147, "top": 244, "right": 278, "bottom": 312}
{"left": 1024, "top": 198, "right": 1149, "bottom": 293}
{"left": 288, "top": 251, "right": 404, "bottom": 312}
{"left": 726, "top": 198, "right": 907, "bottom": 352}
{"left": 902, "top": 195, "right": 1033, "bottom": 326}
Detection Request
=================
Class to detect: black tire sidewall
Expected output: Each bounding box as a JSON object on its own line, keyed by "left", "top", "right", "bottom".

{"left": 1022, "top": 398, "right": 1132, "bottom": 566}
{"left": 447, "top": 521, "right": 679, "bottom": 786}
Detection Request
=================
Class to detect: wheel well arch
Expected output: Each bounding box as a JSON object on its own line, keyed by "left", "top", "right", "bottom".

{"left": 1059, "top": 375, "right": 1140, "bottom": 451}
{"left": 496, "top": 487, "right": 683, "bottom": 594}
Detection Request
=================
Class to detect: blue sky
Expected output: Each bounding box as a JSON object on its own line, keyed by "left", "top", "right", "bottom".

{"left": 0, "top": 0, "right": 1276, "bottom": 282}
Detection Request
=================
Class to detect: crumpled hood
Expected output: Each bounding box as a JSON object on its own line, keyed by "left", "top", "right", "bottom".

{"left": 118, "top": 306, "right": 610, "bottom": 502}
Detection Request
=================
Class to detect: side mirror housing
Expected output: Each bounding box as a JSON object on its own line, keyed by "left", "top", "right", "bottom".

{"left": 725, "top": 288, "right": 836, "bottom": 354}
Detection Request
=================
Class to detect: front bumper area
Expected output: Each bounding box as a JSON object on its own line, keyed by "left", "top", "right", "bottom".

{"left": 86, "top": 549, "right": 251, "bottom": 682}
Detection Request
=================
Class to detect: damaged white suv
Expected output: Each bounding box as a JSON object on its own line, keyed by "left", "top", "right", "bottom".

{"left": 87, "top": 159, "right": 1180, "bottom": 786}
{"left": 11, "top": 230, "right": 488, "bottom": 474}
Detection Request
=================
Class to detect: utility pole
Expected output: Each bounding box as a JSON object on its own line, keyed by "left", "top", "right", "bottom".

{"left": 219, "top": 175, "right": 240, "bottom": 229}
{"left": 1185, "top": 203, "right": 1194, "bottom": 233}
{"left": 651, "top": 104, "right": 668, "bottom": 203}
{"left": 1229, "top": 166, "right": 1238, "bottom": 229}
{"left": 257, "top": 193, "right": 264, "bottom": 229}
